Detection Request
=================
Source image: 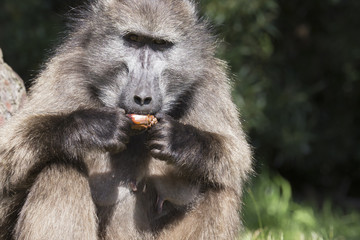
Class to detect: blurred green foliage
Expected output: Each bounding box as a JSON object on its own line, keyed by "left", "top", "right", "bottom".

{"left": 0, "top": 0, "right": 83, "bottom": 87}
{"left": 242, "top": 172, "right": 360, "bottom": 239}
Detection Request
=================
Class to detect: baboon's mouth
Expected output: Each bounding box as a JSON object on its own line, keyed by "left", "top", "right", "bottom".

{"left": 122, "top": 106, "right": 159, "bottom": 116}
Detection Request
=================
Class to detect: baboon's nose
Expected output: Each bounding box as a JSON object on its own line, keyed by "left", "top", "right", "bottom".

{"left": 134, "top": 95, "right": 152, "bottom": 106}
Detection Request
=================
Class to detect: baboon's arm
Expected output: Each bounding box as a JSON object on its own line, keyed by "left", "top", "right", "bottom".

{"left": 147, "top": 65, "right": 252, "bottom": 193}
{"left": 0, "top": 108, "right": 131, "bottom": 189}
{"left": 147, "top": 114, "right": 249, "bottom": 192}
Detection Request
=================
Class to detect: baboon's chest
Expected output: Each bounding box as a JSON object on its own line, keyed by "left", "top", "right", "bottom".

{"left": 86, "top": 147, "right": 151, "bottom": 206}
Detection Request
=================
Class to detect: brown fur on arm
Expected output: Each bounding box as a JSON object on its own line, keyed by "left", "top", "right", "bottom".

{"left": 0, "top": 108, "right": 131, "bottom": 190}
{"left": 148, "top": 64, "right": 252, "bottom": 194}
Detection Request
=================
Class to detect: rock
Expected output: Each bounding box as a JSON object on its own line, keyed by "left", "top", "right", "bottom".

{"left": 0, "top": 48, "right": 27, "bottom": 125}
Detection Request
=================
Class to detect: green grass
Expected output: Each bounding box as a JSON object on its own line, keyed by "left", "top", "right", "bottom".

{"left": 242, "top": 170, "right": 360, "bottom": 240}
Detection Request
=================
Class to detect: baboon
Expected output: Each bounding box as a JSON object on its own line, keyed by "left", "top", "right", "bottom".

{"left": 0, "top": 0, "right": 252, "bottom": 239}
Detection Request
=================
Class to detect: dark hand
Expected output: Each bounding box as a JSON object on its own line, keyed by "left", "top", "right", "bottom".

{"left": 147, "top": 114, "right": 225, "bottom": 184}
{"left": 147, "top": 114, "right": 177, "bottom": 161}
{"left": 70, "top": 108, "right": 132, "bottom": 153}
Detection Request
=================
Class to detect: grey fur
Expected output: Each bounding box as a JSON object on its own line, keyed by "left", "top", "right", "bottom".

{"left": 0, "top": 0, "right": 252, "bottom": 239}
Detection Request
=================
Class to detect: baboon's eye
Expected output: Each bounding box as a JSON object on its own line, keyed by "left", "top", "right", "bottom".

{"left": 124, "top": 33, "right": 173, "bottom": 50}
{"left": 153, "top": 39, "right": 167, "bottom": 45}
{"left": 128, "top": 34, "right": 143, "bottom": 42}
{"left": 152, "top": 38, "right": 174, "bottom": 50}
{"left": 124, "top": 33, "right": 145, "bottom": 43}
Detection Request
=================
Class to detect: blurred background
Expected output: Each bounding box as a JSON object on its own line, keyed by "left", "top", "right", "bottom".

{"left": 1, "top": 0, "right": 359, "bottom": 239}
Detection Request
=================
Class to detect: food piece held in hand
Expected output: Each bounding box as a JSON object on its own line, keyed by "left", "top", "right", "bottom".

{"left": 127, "top": 114, "right": 158, "bottom": 130}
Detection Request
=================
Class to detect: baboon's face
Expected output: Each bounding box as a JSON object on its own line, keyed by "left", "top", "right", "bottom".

{"left": 81, "top": 0, "right": 210, "bottom": 118}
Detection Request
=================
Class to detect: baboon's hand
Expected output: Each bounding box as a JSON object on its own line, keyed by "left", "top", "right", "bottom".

{"left": 71, "top": 108, "right": 132, "bottom": 153}
{"left": 147, "top": 114, "right": 181, "bottom": 162}
{"left": 147, "top": 114, "right": 222, "bottom": 168}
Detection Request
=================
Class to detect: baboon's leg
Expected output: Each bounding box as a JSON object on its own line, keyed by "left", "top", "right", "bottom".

{"left": 14, "top": 165, "right": 98, "bottom": 240}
